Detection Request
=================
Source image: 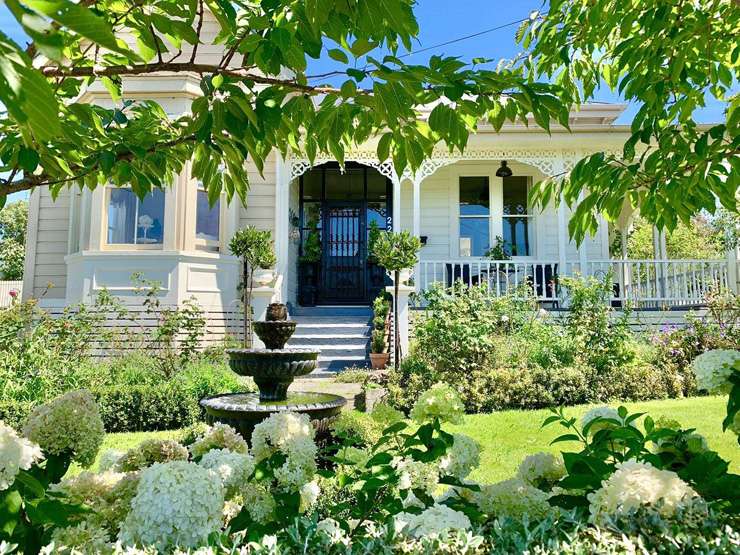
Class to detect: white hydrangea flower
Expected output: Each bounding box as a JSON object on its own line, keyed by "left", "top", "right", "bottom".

{"left": 198, "top": 448, "right": 255, "bottom": 498}
{"left": 439, "top": 434, "right": 480, "bottom": 480}
{"left": 394, "top": 504, "right": 471, "bottom": 538}
{"left": 393, "top": 457, "right": 439, "bottom": 496}
{"left": 410, "top": 383, "right": 465, "bottom": 424}
{"left": 48, "top": 520, "right": 111, "bottom": 554}
{"left": 580, "top": 405, "right": 640, "bottom": 437}
{"left": 691, "top": 349, "right": 740, "bottom": 394}
{"left": 23, "top": 390, "right": 105, "bottom": 467}
{"left": 189, "top": 423, "right": 248, "bottom": 461}
{"left": 51, "top": 470, "right": 125, "bottom": 506}
{"left": 316, "top": 518, "right": 350, "bottom": 546}
{"left": 0, "top": 421, "right": 44, "bottom": 491}
{"left": 473, "top": 478, "right": 551, "bottom": 519}
{"left": 517, "top": 452, "right": 566, "bottom": 490}
{"left": 588, "top": 459, "right": 699, "bottom": 522}
{"left": 251, "top": 412, "right": 317, "bottom": 490}
{"left": 119, "top": 461, "right": 224, "bottom": 550}
{"left": 241, "top": 483, "right": 276, "bottom": 524}
{"left": 98, "top": 449, "right": 125, "bottom": 472}
{"left": 299, "top": 480, "right": 321, "bottom": 513}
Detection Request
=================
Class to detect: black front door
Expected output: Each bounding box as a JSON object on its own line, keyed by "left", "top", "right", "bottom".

{"left": 319, "top": 203, "right": 366, "bottom": 304}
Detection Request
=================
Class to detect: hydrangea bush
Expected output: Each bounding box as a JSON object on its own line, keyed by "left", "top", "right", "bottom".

{"left": 1, "top": 383, "right": 738, "bottom": 554}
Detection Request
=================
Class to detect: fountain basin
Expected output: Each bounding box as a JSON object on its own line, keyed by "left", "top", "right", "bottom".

{"left": 226, "top": 348, "right": 318, "bottom": 401}
{"left": 253, "top": 321, "right": 297, "bottom": 349}
{"left": 200, "top": 392, "right": 346, "bottom": 441}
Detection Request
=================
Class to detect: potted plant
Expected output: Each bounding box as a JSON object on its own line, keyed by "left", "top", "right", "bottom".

{"left": 298, "top": 215, "right": 321, "bottom": 306}
{"left": 484, "top": 236, "right": 512, "bottom": 261}
{"left": 371, "top": 230, "right": 422, "bottom": 370}
{"left": 229, "top": 226, "right": 277, "bottom": 348}
{"left": 369, "top": 329, "right": 389, "bottom": 369}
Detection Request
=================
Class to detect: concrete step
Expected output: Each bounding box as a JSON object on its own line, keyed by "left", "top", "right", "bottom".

{"left": 290, "top": 345, "right": 368, "bottom": 357}
{"left": 290, "top": 305, "right": 372, "bottom": 318}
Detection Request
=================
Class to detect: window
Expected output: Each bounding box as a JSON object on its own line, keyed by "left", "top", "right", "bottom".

{"left": 196, "top": 188, "right": 220, "bottom": 243}
{"left": 502, "top": 176, "right": 532, "bottom": 256}
{"left": 459, "top": 176, "right": 490, "bottom": 256}
{"left": 107, "top": 188, "right": 165, "bottom": 245}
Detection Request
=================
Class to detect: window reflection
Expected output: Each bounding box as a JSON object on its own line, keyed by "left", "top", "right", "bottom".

{"left": 107, "top": 188, "right": 165, "bottom": 245}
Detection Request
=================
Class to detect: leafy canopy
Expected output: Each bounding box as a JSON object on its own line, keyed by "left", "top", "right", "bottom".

{"left": 0, "top": 0, "right": 571, "bottom": 207}
{"left": 0, "top": 0, "right": 736, "bottom": 242}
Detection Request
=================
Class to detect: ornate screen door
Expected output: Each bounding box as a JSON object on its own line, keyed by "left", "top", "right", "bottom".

{"left": 320, "top": 203, "right": 366, "bottom": 304}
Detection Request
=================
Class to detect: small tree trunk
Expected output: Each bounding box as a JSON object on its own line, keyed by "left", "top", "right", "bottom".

{"left": 243, "top": 260, "right": 254, "bottom": 348}
{"left": 394, "top": 269, "right": 400, "bottom": 371}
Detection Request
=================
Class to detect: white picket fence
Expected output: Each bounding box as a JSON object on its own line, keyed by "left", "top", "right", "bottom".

{"left": 0, "top": 281, "right": 22, "bottom": 307}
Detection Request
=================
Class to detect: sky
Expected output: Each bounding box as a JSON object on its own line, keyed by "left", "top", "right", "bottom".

{"left": 0, "top": 0, "right": 729, "bottom": 203}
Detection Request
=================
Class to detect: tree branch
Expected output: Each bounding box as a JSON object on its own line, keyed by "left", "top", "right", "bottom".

{"left": 39, "top": 61, "right": 352, "bottom": 95}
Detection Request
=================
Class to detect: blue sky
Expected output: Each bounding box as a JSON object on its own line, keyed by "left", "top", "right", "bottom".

{"left": 0, "top": 1, "right": 728, "bottom": 202}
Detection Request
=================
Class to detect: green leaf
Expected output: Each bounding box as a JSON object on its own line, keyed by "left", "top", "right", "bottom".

{"left": 212, "top": 74, "right": 224, "bottom": 89}
{"left": 327, "top": 48, "right": 348, "bottom": 64}
{"left": 340, "top": 79, "right": 356, "bottom": 99}
{"left": 17, "top": 64, "right": 61, "bottom": 140}
{"left": 350, "top": 38, "right": 377, "bottom": 57}
{"left": 18, "top": 146, "right": 39, "bottom": 172}
{"left": 24, "top": 0, "right": 133, "bottom": 57}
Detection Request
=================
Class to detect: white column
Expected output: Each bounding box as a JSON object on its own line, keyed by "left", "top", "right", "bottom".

{"left": 552, "top": 159, "right": 568, "bottom": 277}
{"left": 727, "top": 247, "right": 739, "bottom": 294}
{"left": 392, "top": 176, "right": 401, "bottom": 232}
{"left": 274, "top": 156, "right": 290, "bottom": 303}
{"left": 412, "top": 177, "right": 421, "bottom": 238}
{"left": 386, "top": 282, "right": 414, "bottom": 362}
{"left": 577, "top": 190, "right": 588, "bottom": 276}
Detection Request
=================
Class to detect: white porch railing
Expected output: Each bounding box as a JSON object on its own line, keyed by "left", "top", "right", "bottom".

{"left": 0, "top": 281, "right": 23, "bottom": 307}
{"left": 416, "top": 259, "right": 731, "bottom": 307}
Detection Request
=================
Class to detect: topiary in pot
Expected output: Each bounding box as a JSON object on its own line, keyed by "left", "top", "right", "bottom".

{"left": 229, "top": 226, "right": 277, "bottom": 348}
{"left": 369, "top": 329, "right": 389, "bottom": 370}
{"left": 371, "top": 231, "right": 421, "bottom": 370}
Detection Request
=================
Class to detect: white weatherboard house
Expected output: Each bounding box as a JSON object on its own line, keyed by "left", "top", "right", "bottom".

{"left": 21, "top": 24, "right": 739, "bottom": 368}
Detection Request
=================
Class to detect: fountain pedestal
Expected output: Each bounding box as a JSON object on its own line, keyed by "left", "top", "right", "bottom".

{"left": 199, "top": 305, "right": 346, "bottom": 441}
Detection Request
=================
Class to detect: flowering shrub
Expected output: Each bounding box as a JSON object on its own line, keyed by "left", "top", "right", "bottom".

{"left": 410, "top": 382, "right": 465, "bottom": 424}
{"left": 395, "top": 504, "right": 472, "bottom": 537}
{"left": 116, "top": 438, "right": 189, "bottom": 471}
{"left": 691, "top": 349, "right": 740, "bottom": 393}
{"left": 516, "top": 452, "right": 565, "bottom": 490}
{"left": 188, "top": 422, "right": 248, "bottom": 461}
{"left": 198, "top": 448, "right": 254, "bottom": 498}
{"left": 119, "top": 460, "right": 225, "bottom": 550}
{"left": 587, "top": 459, "right": 698, "bottom": 522}
{"left": 0, "top": 422, "right": 43, "bottom": 490}
{"left": 473, "top": 478, "right": 551, "bottom": 519}
{"left": 23, "top": 389, "right": 104, "bottom": 467}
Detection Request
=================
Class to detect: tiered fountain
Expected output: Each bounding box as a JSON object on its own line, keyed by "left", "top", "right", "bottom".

{"left": 200, "top": 303, "right": 346, "bottom": 441}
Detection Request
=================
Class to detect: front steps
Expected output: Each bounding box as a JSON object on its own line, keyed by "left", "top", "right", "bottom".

{"left": 287, "top": 306, "right": 372, "bottom": 375}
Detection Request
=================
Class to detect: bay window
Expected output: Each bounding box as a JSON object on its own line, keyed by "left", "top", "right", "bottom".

{"left": 196, "top": 187, "right": 221, "bottom": 247}
{"left": 106, "top": 188, "right": 165, "bottom": 246}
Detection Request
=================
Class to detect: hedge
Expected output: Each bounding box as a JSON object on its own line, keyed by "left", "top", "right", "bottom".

{"left": 0, "top": 378, "right": 251, "bottom": 433}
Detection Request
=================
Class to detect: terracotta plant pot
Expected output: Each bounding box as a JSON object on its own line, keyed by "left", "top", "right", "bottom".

{"left": 369, "top": 352, "right": 390, "bottom": 370}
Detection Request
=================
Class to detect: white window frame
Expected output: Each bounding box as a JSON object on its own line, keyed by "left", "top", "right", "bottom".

{"left": 453, "top": 169, "right": 536, "bottom": 259}
{"left": 103, "top": 186, "right": 166, "bottom": 250}
{"left": 501, "top": 175, "right": 535, "bottom": 258}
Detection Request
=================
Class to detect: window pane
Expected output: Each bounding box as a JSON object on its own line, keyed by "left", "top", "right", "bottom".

{"left": 503, "top": 176, "right": 529, "bottom": 216}
{"left": 460, "top": 177, "right": 490, "bottom": 216}
{"left": 136, "top": 190, "right": 165, "bottom": 244}
{"left": 107, "top": 188, "right": 137, "bottom": 244}
{"left": 367, "top": 171, "right": 388, "bottom": 201}
{"left": 196, "top": 190, "right": 220, "bottom": 241}
{"left": 503, "top": 217, "right": 531, "bottom": 256}
{"left": 325, "top": 167, "right": 364, "bottom": 200}
{"left": 302, "top": 170, "right": 322, "bottom": 200}
{"left": 459, "top": 217, "right": 489, "bottom": 257}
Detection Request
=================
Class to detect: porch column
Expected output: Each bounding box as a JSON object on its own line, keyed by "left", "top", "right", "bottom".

{"left": 652, "top": 226, "right": 668, "bottom": 298}
{"left": 392, "top": 175, "right": 401, "bottom": 232}
{"left": 552, "top": 159, "right": 568, "bottom": 278}
{"left": 274, "top": 156, "right": 290, "bottom": 303}
{"left": 727, "top": 246, "right": 739, "bottom": 294}
{"left": 577, "top": 190, "right": 588, "bottom": 276}
{"left": 412, "top": 175, "right": 422, "bottom": 293}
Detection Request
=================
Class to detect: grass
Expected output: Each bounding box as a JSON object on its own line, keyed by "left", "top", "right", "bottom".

{"left": 448, "top": 396, "right": 738, "bottom": 484}
{"left": 77, "top": 396, "right": 737, "bottom": 484}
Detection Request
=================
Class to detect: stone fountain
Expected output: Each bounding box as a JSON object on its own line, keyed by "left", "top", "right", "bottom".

{"left": 200, "top": 303, "right": 346, "bottom": 441}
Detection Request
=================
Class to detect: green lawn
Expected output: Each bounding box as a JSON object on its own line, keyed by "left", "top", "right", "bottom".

{"left": 449, "top": 396, "right": 738, "bottom": 484}
{"left": 78, "top": 397, "right": 737, "bottom": 484}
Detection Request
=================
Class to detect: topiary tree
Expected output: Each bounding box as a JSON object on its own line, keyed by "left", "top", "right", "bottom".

{"left": 229, "top": 227, "right": 277, "bottom": 348}
{"left": 371, "top": 230, "right": 421, "bottom": 370}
